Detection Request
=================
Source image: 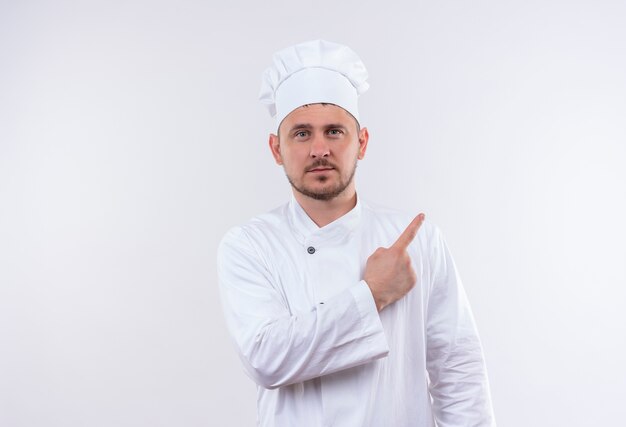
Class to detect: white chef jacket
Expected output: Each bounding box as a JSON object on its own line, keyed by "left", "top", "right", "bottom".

{"left": 217, "top": 194, "right": 495, "bottom": 427}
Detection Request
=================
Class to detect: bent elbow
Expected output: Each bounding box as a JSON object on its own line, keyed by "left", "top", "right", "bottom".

{"left": 238, "top": 346, "right": 295, "bottom": 390}
{"left": 236, "top": 319, "right": 307, "bottom": 389}
{"left": 243, "top": 360, "right": 291, "bottom": 390}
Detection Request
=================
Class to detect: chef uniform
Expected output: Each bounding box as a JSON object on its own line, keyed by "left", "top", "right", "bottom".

{"left": 218, "top": 40, "right": 496, "bottom": 427}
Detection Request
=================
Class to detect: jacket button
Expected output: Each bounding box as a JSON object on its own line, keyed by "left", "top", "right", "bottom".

{"left": 307, "top": 246, "right": 316, "bottom": 254}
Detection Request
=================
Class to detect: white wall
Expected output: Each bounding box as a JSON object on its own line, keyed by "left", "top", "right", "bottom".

{"left": 1, "top": 1, "right": 625, "bottom": 426}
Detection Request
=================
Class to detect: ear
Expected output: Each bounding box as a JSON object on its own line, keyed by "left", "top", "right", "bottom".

{"left": 268, "top": 133, "right": 283, "bottom": 165}
{"left": 357, "top": 127, "right": 369, "bottom": 160}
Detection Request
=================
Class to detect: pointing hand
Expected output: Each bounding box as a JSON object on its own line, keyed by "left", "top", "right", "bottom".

{"left": 364, "top": 214, "right": 425, "bottom": 312}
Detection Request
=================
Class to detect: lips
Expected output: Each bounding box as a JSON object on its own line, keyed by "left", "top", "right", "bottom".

{"left": 307, "top": 161, "right": 335, "bottom": 172}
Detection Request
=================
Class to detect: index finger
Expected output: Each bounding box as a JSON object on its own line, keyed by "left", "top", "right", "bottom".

{"left": 392, "top": 213, "right": 425, "bottom": 250}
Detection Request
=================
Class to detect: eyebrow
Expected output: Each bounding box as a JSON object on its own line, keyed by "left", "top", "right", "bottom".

{"left": 287, "top": 123, "right": 349, "bottom": 133}
{"left": 288, "top": 123, "right": 313, "bottom": 133}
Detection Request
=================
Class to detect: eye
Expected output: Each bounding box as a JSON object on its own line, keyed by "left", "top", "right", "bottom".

{"left": 294, "top": 130, "right": 309, "bottom": 138}
{"left": 328, "top": 129, "right": 344, "bottom": 136}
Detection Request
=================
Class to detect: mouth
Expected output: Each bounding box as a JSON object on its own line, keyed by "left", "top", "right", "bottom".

{"left": 307, "top": 162, "right": 335, "bottom": 172}
{"left": 307, "top": 167, "right": 334, "bottom": 173}
{"left": 308, "top": 167, "right": 334, "bottom": 175}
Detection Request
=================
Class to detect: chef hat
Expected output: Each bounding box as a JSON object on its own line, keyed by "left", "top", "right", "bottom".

{"left": 259, "top": 39, "right": 369, "bottom": 130}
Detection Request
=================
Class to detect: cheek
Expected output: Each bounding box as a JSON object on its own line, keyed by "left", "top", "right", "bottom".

{"left": 281, "top": 155, "right": 302, "bottom": 174}
{"left": 340, "top": 145, "right": 360, "bottom": 162}
{"left": 282, "top": 147, "right": 308, "bottom": 165}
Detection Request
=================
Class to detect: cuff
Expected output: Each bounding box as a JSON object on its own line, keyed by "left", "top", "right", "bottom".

{"left": 349, "top": 280, "right": 390, "bottom": 355}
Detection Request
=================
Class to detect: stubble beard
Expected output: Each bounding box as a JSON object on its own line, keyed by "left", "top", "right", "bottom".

{"left": 285, "top": 158, "right": 358, "bottom": 201}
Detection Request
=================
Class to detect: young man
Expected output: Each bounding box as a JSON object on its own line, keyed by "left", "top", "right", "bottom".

{"left": 218, "top": 40, "right": 496, "bottom": 427}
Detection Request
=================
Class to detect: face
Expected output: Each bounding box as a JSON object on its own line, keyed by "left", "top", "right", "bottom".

{"left": 269, "top": 103, "right": 369, "bottom": 201}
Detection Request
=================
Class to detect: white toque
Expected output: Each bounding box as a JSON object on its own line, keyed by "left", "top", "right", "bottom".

{"left": 258, "top": 39, "right": 369, "bottom": 130}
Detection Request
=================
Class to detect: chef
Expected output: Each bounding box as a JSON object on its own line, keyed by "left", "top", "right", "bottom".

{"left": 217, "top": 39, "right": 496, "bottom": 427}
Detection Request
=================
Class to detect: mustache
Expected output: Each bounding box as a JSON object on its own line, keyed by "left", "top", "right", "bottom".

{"left": 307, "top": 159, "right": 337, "bottom": 171}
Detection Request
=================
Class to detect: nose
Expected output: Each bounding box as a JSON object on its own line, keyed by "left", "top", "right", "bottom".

{"left": 310, "top": 133, "right": 330, "bottom": 158}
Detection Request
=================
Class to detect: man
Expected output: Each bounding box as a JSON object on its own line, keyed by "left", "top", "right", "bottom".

{"left": 218, "top": 39, "right": 496, "bottom": 427}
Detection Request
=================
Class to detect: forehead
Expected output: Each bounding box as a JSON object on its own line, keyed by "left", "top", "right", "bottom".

{"left": 279, "top": 103, "right": 356, "bottom": 131}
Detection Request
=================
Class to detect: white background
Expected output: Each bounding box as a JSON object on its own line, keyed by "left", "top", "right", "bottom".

{"left": 1, "top": 1, "right": 625, "bottom": 426}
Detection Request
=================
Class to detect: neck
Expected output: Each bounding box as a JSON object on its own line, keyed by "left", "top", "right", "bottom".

{"left": 293, "top": 186, "right": 357, "bottom": 228}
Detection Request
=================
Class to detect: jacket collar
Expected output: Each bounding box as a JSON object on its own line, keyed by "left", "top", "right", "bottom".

{"left": 287, "top": 193, "right": 362, "bottom": 245}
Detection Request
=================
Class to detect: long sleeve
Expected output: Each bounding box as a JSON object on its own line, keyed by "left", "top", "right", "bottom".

{"left": 425, "top": 227, "right": 496, "bottom": 426}
{"left": 217, "top": 226, "right": 389, "bottom": 390}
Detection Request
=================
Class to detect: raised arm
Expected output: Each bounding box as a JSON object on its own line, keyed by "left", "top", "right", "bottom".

{"left": 217, "top": 226, "right": 389, "bottom": 389}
